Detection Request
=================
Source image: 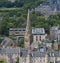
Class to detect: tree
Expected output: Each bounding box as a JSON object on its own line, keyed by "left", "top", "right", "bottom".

{"left": 16, "top": 57, "right": 19, "bottom": 63}
{"left": 18, "top": 38, "right": 24, "bottom": 47}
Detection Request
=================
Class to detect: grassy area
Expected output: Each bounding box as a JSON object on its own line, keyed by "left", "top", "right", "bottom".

{"left": 0, "top": 8, "right": 20, "bottom": 11}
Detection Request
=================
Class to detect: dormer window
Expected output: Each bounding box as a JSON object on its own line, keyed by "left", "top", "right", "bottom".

{"left": 30, "top": 53, "right": 33, "bottom": 57}
{"left": 50, "top": 53, "right": 51, "bottom": 56}
{"left": 20, "top": 52, "right": 23, "bottom": 56}
{"left": 52, "top": 53, "right": 54, "bottom": 56}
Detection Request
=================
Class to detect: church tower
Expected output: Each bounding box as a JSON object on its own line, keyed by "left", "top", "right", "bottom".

{"left": 24, "top": 10, "right": 32, "bottom": 49}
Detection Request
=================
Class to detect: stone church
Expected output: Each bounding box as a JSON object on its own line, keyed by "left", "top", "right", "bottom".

{"left": 0, "top": 10, "right": 60, "bottom": 63}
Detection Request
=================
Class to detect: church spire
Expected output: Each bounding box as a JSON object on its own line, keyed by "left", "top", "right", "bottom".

{"left": 24, "top": 10, "right": 32, "bottom": 49}
{"left": 26, "top": 10, "right": 31, "bottom": 34}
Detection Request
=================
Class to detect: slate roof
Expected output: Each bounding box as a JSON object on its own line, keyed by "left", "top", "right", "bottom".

{"left": 50, "top": 26, "right": 59, "bottom": 31}
{"left": 9, "top": 28, "right": 25, "bottom": 31}
{"left": 56, "top": 61, "right": 60, "bottom": 63}
{"left": 32, "top": 28, "right": 45, "bottom": 35}
{"left": 1, "top": 37, "right": 13, "bottom": 46}
{"left": 20, "top": 48, "right": 46, "bottom": 57}
{"left": 58, "top": 27, "right": 60, "bottom": 30}
{"left": 0, "top": 47, "right": 60, "bottom": 57}
{"left": 30, "top": 50, "right": 46, "bottom": 57}
{"left": 48, "top": 51, "right": 60, "bottom": 57}
{"left": 0, "top": 48, "right": 20, "bottom": 54}
{"left": 20, "top": 48, "right": 28, "bottom": 57}
{"left": 9, "top": 28, "right": 45, "bottom": 35}
{"left": 57, "top": 30, "right": 60, "bottom": 35}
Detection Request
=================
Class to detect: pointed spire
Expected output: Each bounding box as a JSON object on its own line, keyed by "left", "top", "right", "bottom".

{"left": 24, "top": 10, "right": 32, "bottom": 49}
{"left": 25, "top": 9, "right": 31, "bottom": 35}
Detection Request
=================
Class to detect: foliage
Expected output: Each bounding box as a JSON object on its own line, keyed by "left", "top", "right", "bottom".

{"left": 0, "top": 61, "right": 4, "bottom": 63}
{"left": 11, "top": 34, "right": 17, "bottom": 40}
{"left": 16, "top": 57, "right": 19, "bottom": 63}
{"left": 18, "top": 38, "right": 24, "bottom": 47}
{"left": 51, "top": 40, "right": 54, "bottom": 43}
{"left": 0, "top": 0, "right": 60, "bottom": 36}
{"left": 0, "top": 0, "right": 45, "bottom": 8}
{"left": 0, "top": 9, "right": 60, "bottom": 36}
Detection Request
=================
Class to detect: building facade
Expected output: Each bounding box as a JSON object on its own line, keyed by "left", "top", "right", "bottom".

{"left": 50, "top": 26, "right": 59, "bottom": 41}
{"left": 32, "top": 28, "right": 47, "bottom": 43}
{"left": 9, "top": 28, "right": 46, "bottom": 43}
{"left": 50, "top": 26, "right": 60, "bottom": 43}
{"left": 57, "top": 28, "right": 60, "bottom": 42}
{"left": 0, "top": 48, "right": 60, "bottom": 63}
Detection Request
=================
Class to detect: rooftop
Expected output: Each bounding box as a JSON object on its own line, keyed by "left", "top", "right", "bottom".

{"left": 50, "top": 26, "right": 59, "bottom": 31}
{"left": 0, "top": 47, "right": 20, "bottom": 54}
{"left": 0, "top": 47, "right": 60, "bottom": 57}
{"left": 1, "top": 37, "right": 14, "bottom": 47}
{"left": 32, "top": 28, "right": 45, "bottom": 35}
{"left": 9, "top": 28, "right": 45, "bottom": 35}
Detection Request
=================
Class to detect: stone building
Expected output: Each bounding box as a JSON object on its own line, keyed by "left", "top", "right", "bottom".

{"left": 9, "top": 28, "right": 47, "bottom": 44}
{"left": 50, "top": 26, "right": 60, "bottom": 42}
{"left": 9, "top": 28, "right": 25, "bottom": 37}
{"left": 9, "top": 28, "right": 46, "bottom": 43}
{"left": 1, "top": 37, "right": 17, "bottom": 48}
{"left": 57, "top": 28, "right": 60, "bottom": 42}
{"left": 0, "top": 47, "right": 60, "bottom": 63}
{"left": 32, "top": 28, "right": 47, "bottom": 44}
{"left": 31, "top": 0, "right": 60, "bottom": 19}
{"left": 50, "top": 26, "right": 59, "bottom": 41}
{"left": 0, "top": 48, "right": 20, "bottom": 63}
{"left": 53, "top": 42, "right": 58, "bottom": 50}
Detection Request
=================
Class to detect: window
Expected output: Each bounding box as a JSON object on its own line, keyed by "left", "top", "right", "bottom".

{"left": 44, "top": 59, "right": 45, "bottom": 62}
{"left": 15, "top": 32, "right": 19, "bottom": 34}
{"left": 36, "top": 36, "right": 38, "bottom": 41}
{"left": 20, "top": 52, "right": 23, "bottom": 56}
{"left": 40, "top": 59, "right": 41, "bottom": 62}
{"left": 40, "top": 36, "right": 41, "bottom": 41}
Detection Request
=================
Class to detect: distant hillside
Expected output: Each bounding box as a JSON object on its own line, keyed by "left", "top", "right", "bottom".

{"left": 0, "top": 0, "right": 45, "bottom": 8}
